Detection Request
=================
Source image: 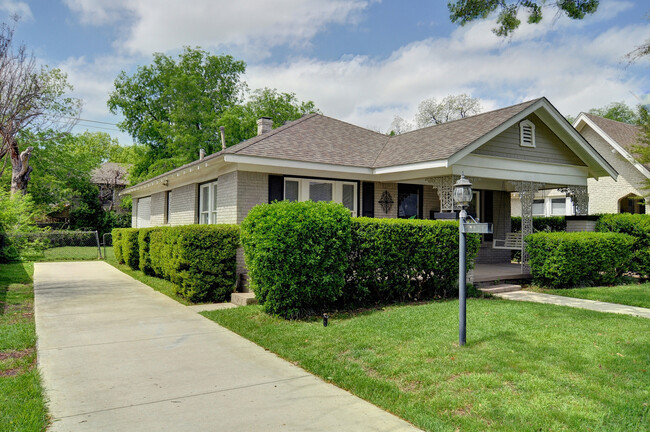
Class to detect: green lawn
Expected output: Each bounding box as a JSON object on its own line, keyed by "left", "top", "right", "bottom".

{"left": 539, "top": 283, "right": 650, "bottom": 309}
{"left": 0, "top": 262, "right": 48, "bottom": 431}
{"left": 27, "top": 246, "right": 104, "bottom": 262}
{"left": 105, "top": 253, "right": 192, "bottom": 306}
{"left": 204, "top": 300, "right": 649, "bottom": 432}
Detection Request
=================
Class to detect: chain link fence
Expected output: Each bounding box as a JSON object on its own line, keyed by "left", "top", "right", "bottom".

{"left": 4, "top": 230, "right": 104, "bottom": 261}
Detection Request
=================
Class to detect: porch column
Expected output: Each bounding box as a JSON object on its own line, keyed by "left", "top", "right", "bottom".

{"left": 508, "top": 181, "right": 542, "bottom": 272}
{"left": 558, "top": 186, "right": 589, "bottom": 215}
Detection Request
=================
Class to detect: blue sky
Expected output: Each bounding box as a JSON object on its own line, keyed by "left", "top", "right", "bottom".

{"left": 2, "top": 0, "right": 649, "bottom": 144}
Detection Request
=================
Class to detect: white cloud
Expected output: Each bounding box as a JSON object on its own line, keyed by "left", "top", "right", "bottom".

{"left": 246, "top": 19, "right": 650, "bottom": 132}
{"left": 55, "top": 54, "right": 136, "bottom": 144}
{"left": 64, "top": 0, "right": 370, "bottom": 56}
{"left": 0, "top": 0, "right": 32, "bottom": 20}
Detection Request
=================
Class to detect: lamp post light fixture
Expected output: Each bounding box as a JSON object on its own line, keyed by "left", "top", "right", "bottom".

{"left": 453, "top": 173, "right": 472, "bottom": 346}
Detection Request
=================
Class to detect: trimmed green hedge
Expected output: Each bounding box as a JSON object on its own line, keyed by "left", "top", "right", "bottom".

{"left": 345, "top": 218, "right": 481, "bottom": 306}
{"left": 113, "top": 225, "right": 239, "bottom": 303}
{"left": 526, "top": 232, "right": 635, "bottom": 288}
{"left": 241, "top": 201, "right": 352, "bottom": 319}
{"left": 242, "top": 202, "right": 482, "bottom": 318}
{"left": 511, "top": 216, "right": 566, "bottom": 232}
{"left": 122, "top": 228, "right": 140, "bottom": 270}
{"left": 138, "top": 227, "right": 157, "bottom": 275}
{"left": 596, "top": 214, "right": 650, "bottom": 277}
{"left": 112, "top": 228, "right": 124, "bottom": 264}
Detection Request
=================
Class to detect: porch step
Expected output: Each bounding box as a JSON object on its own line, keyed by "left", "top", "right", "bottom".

{"left": 479, "top": 284, "right": 522, "bottom": 294}
{"left": 231, "top": 292, "right": 258, "bottom": 306}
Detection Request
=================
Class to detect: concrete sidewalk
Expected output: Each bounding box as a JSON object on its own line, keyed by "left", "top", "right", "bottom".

{"left": 34, "top": 262, "right": 420, "bottom": 432}
{"left": 494, "top": 290, "right": 650, "bottom": 318}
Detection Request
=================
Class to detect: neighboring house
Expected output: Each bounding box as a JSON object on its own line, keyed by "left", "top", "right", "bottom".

{"left": 512, "top": 113, "right": 648, "bottom": 217}
{"left": 91, "top": 162, "right": 131, "bottom": 212}
{"left": 575, "top": 113, "right": 649, "bottom": 215}
{"left": 122, "top": 97, "right": 616, "bottom": 277}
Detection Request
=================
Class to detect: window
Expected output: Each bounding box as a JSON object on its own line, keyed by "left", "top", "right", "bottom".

{"left": 397, "top": 184, "right": 422, "bottom": 219}
{"left": 551, "top": 198, "right": 566, "bottom": 216}
{"left": 532, "top": 199, "right": 544, "bottom": 216}
{"left": 199, "top": 180, "right": 218, "bottom": 224}
{"left": 519, "top": 119, "right": 536, "bottom": 148}
{"left": 284, "top": 177, "right": 357, "bottom": 215}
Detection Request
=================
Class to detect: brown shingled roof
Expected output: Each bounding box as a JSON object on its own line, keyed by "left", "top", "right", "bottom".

{"left": 583, "top": 113, "right": 647, "bottom": 170}
{"left": 224, "top": 113, "right": 390, "bottom": 167}
{"left": 221, "top": 98, "right": 541, "bottom": 168}
{"left": 375, "top": 99, "right": 540, "bottom": 167}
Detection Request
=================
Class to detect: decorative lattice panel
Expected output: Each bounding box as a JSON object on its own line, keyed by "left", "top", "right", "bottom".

{"left": 508, "top": 181, "right": 543, "bottom": 272}
{"left": 558, "top": 186, "right": 588, "bottom": 215}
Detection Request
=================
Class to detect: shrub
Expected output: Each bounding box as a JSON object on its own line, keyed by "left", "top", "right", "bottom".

{"left": 241, "top": 201, "right": 351, "bottom": 319}
{"left": 512, "top": 216, "right": 566, "bottom": 233}
{"left": 525, "top": 232, "right": 635, "bottom": 288}
{"left": 112, "top": 228, "right": 124, "bottom": 264}
{"left": 344, "top": 218, "right": 481, "bottom": 306}
{"left": 0, "top": 192, "right": 43, "bottom": 262}
{"left": 121, "top": 228, "right": 140, "bottom": 270}
{"left": 149, "top": 227, "right": 175, "bottom": 280}
{"left": 148, "top": 225, "right": 239, "bottom": 303}
{"left": 596, "top": 214, "right": 650, "bottom": 277}
{"left": 138, "top": 227, "right": 158, "bottom": 275}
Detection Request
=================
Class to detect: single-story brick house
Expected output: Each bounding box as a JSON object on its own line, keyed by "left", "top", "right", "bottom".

{"left": 122, "top": 97, "right": 617, "bottom": 276}
{"left": 512, "top": 113, "right": 649, "bottom": 217}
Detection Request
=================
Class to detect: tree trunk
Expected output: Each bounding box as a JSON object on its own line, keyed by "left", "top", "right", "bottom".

{"left": 9, "top": 135, "right": 33, "bottom": 195}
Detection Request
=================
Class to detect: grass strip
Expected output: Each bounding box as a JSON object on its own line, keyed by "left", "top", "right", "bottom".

{"left": 203, "top": 300, "right": 649, "bottom": 432}
{"left": 0, "top": 262, "right": 48, "bottom": 431}
{"left": 536, "top": 283, "right": 650, "bottom": 309}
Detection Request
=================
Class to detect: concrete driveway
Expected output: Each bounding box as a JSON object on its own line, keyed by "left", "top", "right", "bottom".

{"left": 34, "top": 261, "right": 419, "bottom": 432}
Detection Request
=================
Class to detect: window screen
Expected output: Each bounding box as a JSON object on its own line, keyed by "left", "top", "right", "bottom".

{"left": 309, "top": 182, "right": 333, "bottom": 202}
{"left": 201, "top": 186, "right": 210, "bottom": 212}
{"left": 551, "top": 198, "right": 565, "bottom": 215}
{"left": 342, "top": 184, "right": 355, "bottom": 211}
{"left": 285, "top": 181, "right": 299, "bottom": 201}
{"left": 532, "top": 199, "right": 544, "bottom": 216}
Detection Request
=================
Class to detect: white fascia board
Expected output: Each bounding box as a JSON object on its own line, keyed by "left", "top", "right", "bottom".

{"left": 373, "top": 159, "right": 448, "bottom": 174}
{"left": 223, "top": 154, "right": 373, "bottom": 176}
{"left": 574, "top": 113, "right": 650, "bottom": 180}
{"left": 447, "top": 99, "right": 545, "bottom": 166}
{"left": 122, "top": 158, "right": 224, "bottom": 197}
{"left": 453, "top": 154, "right": 588, "bottom": 186}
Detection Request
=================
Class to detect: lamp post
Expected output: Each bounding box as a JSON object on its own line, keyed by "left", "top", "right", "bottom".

{"left": 453, "top": 174, "right": 472, "bottom": 346}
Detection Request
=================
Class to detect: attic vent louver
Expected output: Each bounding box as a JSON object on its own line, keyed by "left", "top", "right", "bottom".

{"left": 519, "top": 119, "right": 535, "bottom": 148}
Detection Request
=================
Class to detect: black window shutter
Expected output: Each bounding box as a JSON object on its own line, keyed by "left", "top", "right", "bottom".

{"left": 362, "top": 182, "right": 375, "bottom": 218}
{"left": 268, "top": 175, "right": 284, "bottom": 203}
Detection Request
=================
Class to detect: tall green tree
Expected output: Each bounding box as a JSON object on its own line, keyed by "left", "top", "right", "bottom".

{"left": 587, "top": 101, "right": 641, "bottom": 125}
{"left": 108, "top": 48, "right": 319, "bottom": 183}
{"left": 218, "top": 88, "right": 319, "bottom": 146}
{"left": 108, "top": 47, "right": 247, "bottom": 180}
{"left": 0, "top": 18, "right": 82, "bottom": 194}
{"left": 448, "top": 0, "right": 599, "bottom": 36}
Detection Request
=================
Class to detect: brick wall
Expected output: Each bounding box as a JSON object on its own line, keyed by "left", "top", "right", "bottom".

{"left": 581, "top": 126, "right": 650, "bottom": 215}
{"left": 236, "top": 171, "right": 268, "bottom": 223}
{"left": 374, "top": 182, "right": 398, "bottom": 218}
{"left": 216, "top": 171, "right": 238, "bottom": 224}
{"left": 150, "top": 192, "right": 165, "bottom": 226}
{"left": 423, "top": 185, "right": 440, "bottom": 218}
{"left": 169, "top": 184, "right": 198, "bottom": 225}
